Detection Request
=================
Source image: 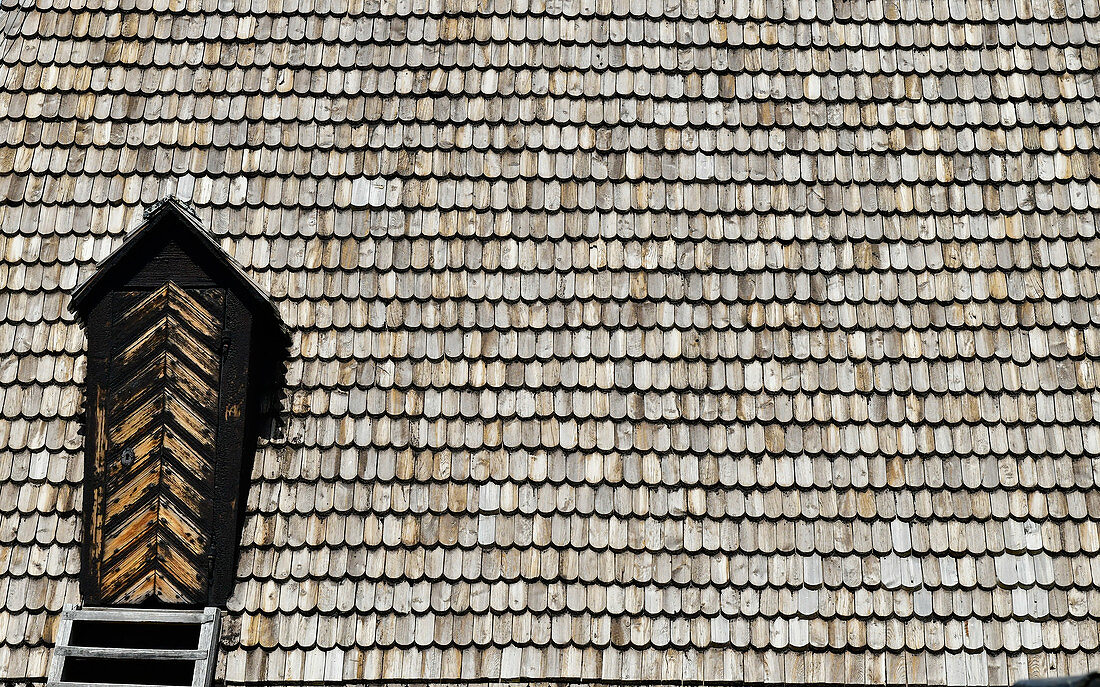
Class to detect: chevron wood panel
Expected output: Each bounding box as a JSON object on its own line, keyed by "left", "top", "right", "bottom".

{"left": 98, "top": 282, "right": 225, "bottom": 605}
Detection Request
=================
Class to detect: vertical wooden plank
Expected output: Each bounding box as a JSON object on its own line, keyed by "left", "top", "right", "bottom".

{"left": 80, "top": 294, "right": 114, "bottom": 606}
{"left": 210, "top": 293, "right": 251, "bottom": 605}
{"left": 193, "top": 608, "right": 221, "bottom": 687}
{"left": 45, "top": 605, "right": 75, "bottom": 686}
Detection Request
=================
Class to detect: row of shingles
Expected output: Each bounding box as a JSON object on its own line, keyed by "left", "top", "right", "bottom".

{"left": 3, "top": 119, "right": 1100, "bottom": 159}
{"left": 0, "top": 147, "right": 1096, "bottom": 214}
{"left": 0, "top": 67, "right": 1095, "bottom": 124}
{"left": 0, "top": 71, "right": 1092, "bottom": 126}
{"left": 7, "top": 168, "right": 1099, "bottom": 215}
{"left": 10, "top": 0, "right": 1100, "bottom": 46}
{"left": 6, "top": 141, "right": 1100, "bottom": 186}
{"left": 2, "top": 24, "right": 1098, "bottom": 98}
{"left": 7, "top": 204, "right": 1100, "bottom": 248}
{"left": 57, "top": 214, "right": 1100, "bottom": 274}
{"left": 0, "top": 74, "right": 1094, "bottom": 131}
{"left": 240, "top": 441, "right": 1100, "bottom": 494}
{"left": 248, "top": 337, "right": 1100, "bottom": 396}
{"left": 277, "top": 385, "right": 1100, "bottom": 425}
{"left": 236, "top": 492, "right": 1100, "bottom": 556}
{"left": 228, "top": 532, "right": 1100, "bottom": 602}
{"left": 7, "top": 62, "right": 1087, "bottom": 100}
{"left": 1, "top": 66, "right": 1096, "bottom": 117}
{"left": 227, "top": 551, "right": 1100, "bottom": 616}
{"left": 239, "top": 468, "right": 1100, "bottom": 514}
{"left": 2, "top": 151, "right": 1095, "bottom": 207}
{"left": 124, "top": 208, "right": 1100, "bottom": 254}
{"left": 8, "top": 2, "right": 1100, "bottom": 48}
{"left": 220, "top": 641, "right": 1100, "bottom": 683}
{"left": 240, "top": 443, "right": 1097, "bottom": 491}
{"left": 223, "top": 205, "right": 1097, "bottom": 242}
{"left": 0, "top": 110, "right": 1090, "bottom": 164}
{"left": 42, "top": 362, "right": 1100, "bottom": 426}
{"left": 0, "top": 44, "right": 1091, "bottom": 80}
{"left": 1, "top": 64, "right": 1093, "bottom": 109}
{"left": 230, "top": 541, "right": 1098, "bottom": 591}
{"left": 10, "top": 0, "right": 1100, "bottom": 23}
{"left": 8, "top": 29, "right": 1100, "bottom": 76}
{"left": 222, "top": 647, "right": 1094, "bottom": 686}
{"left": 188, "top": 287, "right": 1100, "bottom": 329}
{"left": 0, "top": 84, "right": 1095, "bottom": 199}
{"left": 266, "top": 378, "right": 1100, "bottom": 423}
{"left": 232, "top": 481, "right": 1100, "bottom": 559}
{"left": 222, "top": 608, "right": 1100, "bottom": 656}
{"left": 223, "top": 613, "right": 1100, "bottom": 658}
{"left": 231, "top": 239, "right": 1100, "bottom": 295}
{"left": 8, "top": 181, "right": 1100, "bottom": 227}
{"left": 260, "top": 404, "right": 1100, "bottom": 453}
{"left": 273, "top": 325, "right": 1100, "bottom": 379}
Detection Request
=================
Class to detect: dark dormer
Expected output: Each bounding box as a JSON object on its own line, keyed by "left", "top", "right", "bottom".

{"left": 69, "top": 198, "right": 287, "bottom": 608}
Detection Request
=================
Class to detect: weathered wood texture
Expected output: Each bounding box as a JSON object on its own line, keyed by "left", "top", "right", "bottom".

{"left": 95, "top": 284, "right": 225, "bottom": 605}
{"left": 1, "top": 0, "right": 1100, "bottom": 684}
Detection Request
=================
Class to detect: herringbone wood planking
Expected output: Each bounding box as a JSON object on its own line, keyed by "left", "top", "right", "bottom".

{"left": 98, "top": 282, "right": 225, "bottom": 605}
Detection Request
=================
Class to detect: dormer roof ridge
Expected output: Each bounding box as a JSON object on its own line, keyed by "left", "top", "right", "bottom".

{"left": 69, "top": 197, "right": 289, "bottom": 347}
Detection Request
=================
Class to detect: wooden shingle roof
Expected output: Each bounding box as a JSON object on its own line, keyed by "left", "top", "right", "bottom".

{"left": 1, "top": 0, "right": 1100, "bottom": 683}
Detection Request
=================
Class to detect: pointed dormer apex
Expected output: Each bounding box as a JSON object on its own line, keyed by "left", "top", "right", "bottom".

{"left": 143, "top": 195, "right": 197, "bottom": 220}
{"left": 69, "top": 198, "right": 288, "bottom": 348}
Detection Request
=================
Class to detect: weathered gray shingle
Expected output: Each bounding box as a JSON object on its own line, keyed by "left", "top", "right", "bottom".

{"left": 1, "top": 0, "right": 1100, "bottom": 683}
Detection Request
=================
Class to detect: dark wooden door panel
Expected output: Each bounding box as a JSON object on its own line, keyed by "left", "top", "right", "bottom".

{"left": 96, "top": 283, "right": 225, "bottom": 605}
